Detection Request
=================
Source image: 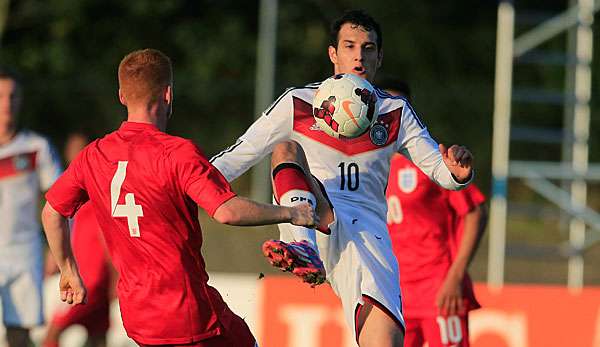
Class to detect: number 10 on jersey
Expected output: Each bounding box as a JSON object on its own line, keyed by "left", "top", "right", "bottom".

{"left": 338, "top": 162, "right": 359, "bottom": 191}
{"left": 110, "top": 161, "right": 144, "bottom": 237}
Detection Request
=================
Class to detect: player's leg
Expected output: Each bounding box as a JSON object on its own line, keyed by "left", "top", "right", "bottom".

{"left": 41, "top": 322, "right": 63, "bottom": 347}
{"left": 87, "top": 334, "right": 107, "bottom": 347}
{"left": 3, "top": 267, "right": 43, "bottom": 347}
{"left": 356, "top": 297, "right": 404, "bottom": 347}
{"left": 271, "top": 140, "right": 334, "bottom": 229}
{"left": 403, "top": 318, "right": 426, "bottom": 347}
{"left": 5, "top": 326, "right": 31, "bottom": 347}
{"left": 421, "top": 314, "right": 470, "bottom": 347}
{"left": 263, "top": 141, "right": 333, "bottom": 285}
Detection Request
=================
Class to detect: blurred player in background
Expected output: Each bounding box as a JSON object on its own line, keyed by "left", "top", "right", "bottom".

{"left": 211, "top": 10, "right": 473, "bottom": 347}
{"left": 383, "top": 81, "right": 487, "bottom": 347}
{"left": 43, "top": 131, "right": 114, "bottom": 347}
{"left": 0, "top": 67, "right": 62, "bottom": 347}
{"left": 41, "top": 48, "right": 317, "bottom": 347}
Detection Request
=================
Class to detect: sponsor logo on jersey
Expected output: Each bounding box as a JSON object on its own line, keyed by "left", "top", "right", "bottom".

{"left": 398, "top": 168, "right": 417, "bottom": 193}
{"left": 369, "top": 123, "right": 388, "bottom": 146}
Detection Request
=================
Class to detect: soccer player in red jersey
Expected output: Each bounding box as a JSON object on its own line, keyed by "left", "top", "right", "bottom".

{"left": 43, "top": 132, "right": 114, "bottom": 347}
{"left": 41, "top": 49, "right": 317, "bottom": 347}
{"left": 384, "top": 82, "right": 486, "bottom": 347}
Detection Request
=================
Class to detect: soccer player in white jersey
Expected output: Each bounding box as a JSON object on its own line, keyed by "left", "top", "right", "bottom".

{"left": 0, "top": 67, "right": 62, "bottom": 346}
{"left": 210, "top": 10, "right": 473, "bottom": 347}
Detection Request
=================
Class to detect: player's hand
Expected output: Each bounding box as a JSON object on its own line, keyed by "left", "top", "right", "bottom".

{"left": 439, "top": 144, "right": 473, "bottom": 183}
{"left": 435, "top": 273, "right": 464, "bottom": 317}
{"left": 58, "top": 270, "right": 87, "bottom": 305}
{"left": 290, "top": 203, "right": 319, "bottom": 229}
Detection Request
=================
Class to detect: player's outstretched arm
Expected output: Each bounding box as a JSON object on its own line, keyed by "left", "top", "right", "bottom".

{"left": 439, "top": 143, "right": 473, "bottom": 183}
{"left": 213, "top": 196, "right": 319, "bottom": 228}
{"left": 436, "top": 203, "right": 486, "bottom": 316}
{"left": 41, "top": 202, "right": 87, "bottom": 305}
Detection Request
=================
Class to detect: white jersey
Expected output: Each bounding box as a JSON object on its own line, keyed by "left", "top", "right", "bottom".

{"left": 211, "top": 81, "right": 470, "bottom": 336}
{"left": 211, "top": 82, "right": 466, "bottom": 219}
{"left": 0, "top": 130, "right": 62, "bottom": 249}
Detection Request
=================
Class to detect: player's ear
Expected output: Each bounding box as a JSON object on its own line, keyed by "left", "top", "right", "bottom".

{"left": 118, "top": 89, "right": 127, "bottom": 106}
{"left": 328, "top": 45, "right": 338, "bottom": 65}
{"left": 165, "top": 85, "right": 173, "bottom": 105}
{"left": 377, "top": 48, "right": 383, "bottom": 69}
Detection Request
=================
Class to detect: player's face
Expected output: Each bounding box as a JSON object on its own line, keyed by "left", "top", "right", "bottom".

{"left": 0, "top": 78, "right": 21, "bottom": 130}
{"left": 328, "top": 23, "right": 382, "bottom": 83}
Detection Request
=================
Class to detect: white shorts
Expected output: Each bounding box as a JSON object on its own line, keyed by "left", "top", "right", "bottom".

{"left": 0, "top": 240, "right": 44, "bottom": 328}
{"left": 279, "top": 202, "right": 405, "bottom": 338}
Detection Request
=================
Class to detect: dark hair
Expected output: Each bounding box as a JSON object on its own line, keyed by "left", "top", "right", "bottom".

{"left": 377, "top": 76, "right": 412, "bottom": 100}
{"left": 0, "top": 66, "right": 23, "bottom": 91}
{"left": 330, "top": 10, "right": 382, "bottom": 51}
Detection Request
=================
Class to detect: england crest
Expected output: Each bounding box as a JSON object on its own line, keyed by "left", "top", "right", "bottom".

{"left": 398, "top": 168, "right": 417, "bottom": 193}
{"left": 369, "top": 123, "right": 388, "bottom": 146}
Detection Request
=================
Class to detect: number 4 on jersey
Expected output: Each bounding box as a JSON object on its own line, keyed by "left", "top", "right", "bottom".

{"left": 110, "top": 161, "right": 144, "bottom": 237}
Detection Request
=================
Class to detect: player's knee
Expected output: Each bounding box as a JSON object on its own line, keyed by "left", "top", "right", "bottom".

{"left": 272, "top": 141, "right": 307, "bottom": 168}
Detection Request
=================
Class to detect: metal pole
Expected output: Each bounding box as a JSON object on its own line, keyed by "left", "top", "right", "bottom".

{"left": 561, "top": 0, "right": 577, "bottom": 250}
{"left": 488, "top": 0, "right": 515, "bottom": 289}
{"left": 513, "top": 0, "right": 600, "bottom": 57}
{"left": 567, "top": 0, "right": 593, "bottom": 291}
{"left": 251, "top": 0, "right": 278, "bottom": 203}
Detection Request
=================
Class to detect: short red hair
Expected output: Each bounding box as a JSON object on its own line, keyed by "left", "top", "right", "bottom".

{"left": 118, "top": 49, "right": 172, "bottom": 105}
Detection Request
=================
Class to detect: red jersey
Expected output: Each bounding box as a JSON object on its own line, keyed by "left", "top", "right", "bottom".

{"left": 46, "top": 122, "right": 237, "bottom": 345}
{"left": 386, "top": 154, "right": 484, "bottom": 318}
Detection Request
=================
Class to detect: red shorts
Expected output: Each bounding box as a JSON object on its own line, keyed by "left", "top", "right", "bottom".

{"left": 135, "top": 313, "right": 256, "bottom": 347}
{"left": 405, "top": 315, "right": 470, "bottom": 347}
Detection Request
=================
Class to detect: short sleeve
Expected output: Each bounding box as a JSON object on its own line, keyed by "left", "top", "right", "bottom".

{"left": 448, "top": 184, "right": 486, "bottom": 217}
{"left": 38, "top": 137, "right": 63, "bottom": 191}
{"left": 173, "top": 140, "right": 237, "bottom": 216}
{"left": 45, "top": 152, "right": 89, "bottom": 218}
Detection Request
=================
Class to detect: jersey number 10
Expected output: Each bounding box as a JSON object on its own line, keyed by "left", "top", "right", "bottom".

{"left": 110, "top": 161, "right": 144, "bottom": 237}
{"left": 338, "top": 162, "right": 360, "bottom": 191}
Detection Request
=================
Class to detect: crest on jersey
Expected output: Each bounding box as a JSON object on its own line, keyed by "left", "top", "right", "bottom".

{"left": 369, "top": 123, "right": 388, "bottom": 146}
{"left": 13, "top": 154, "right": 31, "bottom": 171}
{"left": 398, "top": 168, "right": 417, "bottom": 193}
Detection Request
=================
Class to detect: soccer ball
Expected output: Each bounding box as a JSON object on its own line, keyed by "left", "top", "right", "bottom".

{"left": 312, "top": 73, "right": 378, "bottom": 139}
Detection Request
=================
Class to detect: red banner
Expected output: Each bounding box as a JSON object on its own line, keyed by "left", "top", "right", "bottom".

{"left": 471, "top": 284, "right": 600, "bottom": 347}
{"left": 260, "top": 277, "right": 600, "bottom": 347}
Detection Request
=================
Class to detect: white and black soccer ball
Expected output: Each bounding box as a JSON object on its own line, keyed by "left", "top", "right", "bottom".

{"left": 312, "top": 73, "right": 378, "bottom": 139}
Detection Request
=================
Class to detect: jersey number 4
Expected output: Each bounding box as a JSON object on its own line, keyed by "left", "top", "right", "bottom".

{"left": 110, "top": 161, "right": 144, "bottom": 237}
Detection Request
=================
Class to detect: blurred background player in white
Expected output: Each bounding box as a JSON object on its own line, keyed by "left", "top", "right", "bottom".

{"left": 43, "top": 131, "right": 115, "bottom": 347}
{"left": 0, "top": 67, "right": 62, "bottom": 346}
{"left": 382, "top": 79, "right": 487, "bottom": 347}
{"left": 211, "top": 9, "right": 474, "bottom": 347}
